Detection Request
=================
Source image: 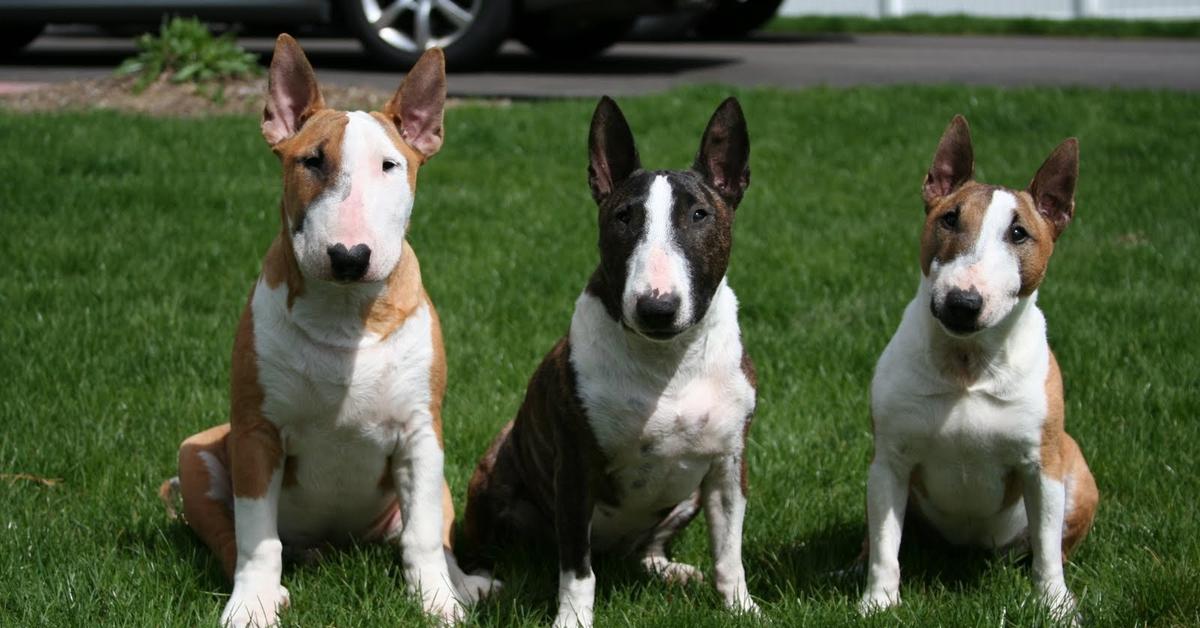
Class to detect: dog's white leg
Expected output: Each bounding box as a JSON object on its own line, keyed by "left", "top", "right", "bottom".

{"left": 701, "top": 454, "right": 758, "bottom": 615}
{"left": 860, "top": 456, "right": 910, "bottom": 616}
{"left": 639, "top": 495, "right": 704, "bottom": 585}
{"left": 394, "top": 423, "right": 465, "bottom": 624}
{"left": 554, "top": 568, "right": 596, "bottom": 628}
{"left": 221, "top": 468, "right": 288, "bottom": 628}
{"left": 1023, "top": 470, "right": 1078, "bottom": 624}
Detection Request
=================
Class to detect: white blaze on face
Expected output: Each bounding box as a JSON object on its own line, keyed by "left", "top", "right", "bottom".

{"left": 291, "top": 111, "right": 414, "bottom": 283}
{"left": 930, "top": 189, "right": 1023, "bottom": 329}
{"left": 622, "top": 175, "right": 694, "bottom": 330}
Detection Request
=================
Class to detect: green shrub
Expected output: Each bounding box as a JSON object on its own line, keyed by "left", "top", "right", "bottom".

{"left": 115, "top": 17, "right": 262, "bottom": 100}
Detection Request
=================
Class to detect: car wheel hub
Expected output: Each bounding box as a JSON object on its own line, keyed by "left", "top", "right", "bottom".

{"left": 361, "top": 0, "right": 481, "bottom": 52}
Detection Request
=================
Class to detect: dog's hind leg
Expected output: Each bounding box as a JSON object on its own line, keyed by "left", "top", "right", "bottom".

{"left": 639, "top": 492, "right": 704, "bottom": 585}
{"left": 1060, "top": 434, "right": 1098, "bottom": 559}
{"left": 175, "top": 423, "right": 238, "bottom": 580}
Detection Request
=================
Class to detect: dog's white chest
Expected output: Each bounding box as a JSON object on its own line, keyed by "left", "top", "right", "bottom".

{"left": 569, "top": 287, "right": 753, "bottom": 544}
{"left": 872, "top": 292, "right": 1051, "bottom": 524}
{"left": 249, "top": 279, "right": 436, "bottom": 542}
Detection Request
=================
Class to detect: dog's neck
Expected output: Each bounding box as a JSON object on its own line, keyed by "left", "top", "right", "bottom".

{"left": 574, "top": 276, "right": 735, "bottom": 377}
{"left": 914, "top": 276, "right": 1044, "bottom": 387}
{"left": 276, "top": 239, "right": 423, "bottom": 350}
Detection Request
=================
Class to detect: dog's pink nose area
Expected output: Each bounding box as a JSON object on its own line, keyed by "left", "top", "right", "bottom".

{"left": 334, "top": 181, "right": 369, "bottom": 244}
{"left": 647, "top": 247, "right": 674, "bottom": 293}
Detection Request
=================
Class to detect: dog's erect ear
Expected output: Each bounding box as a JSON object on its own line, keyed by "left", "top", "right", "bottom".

{"left": 262, "top": 34, "right": 325, "bottom": 146}
{"left": 588, "top": 96, "right": 641, "bottom": 205}
{"left": 923, "top": 114, "right": 974, "bottom": 211}
{"left": 1028, "top": 138, "right": 1078, "bottom": 240}
{"left": 694, "top": 97, "right": 750, "bottom": 208}
{"left": 385, "top": 47, "right": 446, "bottom": 160}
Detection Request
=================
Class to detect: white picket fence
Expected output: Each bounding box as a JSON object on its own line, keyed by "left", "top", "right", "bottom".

{"left": 778, "top": 0, "right": 1200, "bottom": 19}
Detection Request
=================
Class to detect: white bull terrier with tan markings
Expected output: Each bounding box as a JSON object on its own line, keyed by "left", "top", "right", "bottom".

{"left": 861, "top": 115, "right": 1099, "bottom": 623}
{"left": 160, "top": 34, "right": 494, "bottom": 627}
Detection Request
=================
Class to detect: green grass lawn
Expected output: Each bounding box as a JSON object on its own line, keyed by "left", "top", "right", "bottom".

{"left": 767, "top": 14, "right": 1200, "bottom": 39}
{"left": 1, "top": 85, "right": 1198, "bottom": 626}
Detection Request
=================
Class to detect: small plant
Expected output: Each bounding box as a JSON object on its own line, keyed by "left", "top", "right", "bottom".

{"left": 115, "top": 17, "right": 262, "bottom": 101}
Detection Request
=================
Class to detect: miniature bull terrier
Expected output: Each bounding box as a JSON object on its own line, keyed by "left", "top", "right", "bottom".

{"left": 460, "top": 96, "right": 759, "bottom": 628}
{"left": 860, "top": 115, "right": 1099, "bottom": 621}
{"left": 160, "top": 35, "right": 492, "bottom": 627}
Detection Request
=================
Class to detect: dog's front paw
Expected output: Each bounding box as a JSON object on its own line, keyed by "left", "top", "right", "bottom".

{"left": 1038, "top": 582, "right": 1079, "bottom": 626}
{"left": 718, "top": 582, "right": 760, "bottom": 616}
{"left": 552, "top": 605, "right": 593, "bottom": 628}
{"left": 220, "top": 581, "right": 289, "bottom": 628}
{"left": 430, "top": 598, "right": 467, "bottom": 625}
{"left": 411, "top": 580, "right": 466, "bottom": 625}
{"left": 857, "top": 588, "right": 900, "bottom": 616}
{"left": 641, "top": 556, "right": 705, "bottom": 585}
{"left": 456, "top": 570, "right": 503, "bottom": 606}
{"left": 730, "top": 595, "right": 761, "bottom": 616}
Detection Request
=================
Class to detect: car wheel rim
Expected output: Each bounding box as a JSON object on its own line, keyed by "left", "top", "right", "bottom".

{"left": 361, "top": 0, "right": 481, "bottom": 52}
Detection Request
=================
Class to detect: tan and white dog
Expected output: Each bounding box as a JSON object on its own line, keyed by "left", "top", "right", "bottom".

{"left": 860, "top": 115, "right": 1098, "bottom": 621}
{"left": 160, "top": 35, "right": 492, "bottom": 627}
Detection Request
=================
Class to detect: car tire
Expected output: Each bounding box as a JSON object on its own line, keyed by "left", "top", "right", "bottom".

{"left": 694, "top": 0, "right": 783, "bottom": 39}
{"left": 344, "top": 0, "right": 512, "bottom": 69}
{"left": 516, "top": 16, "right": 633, "bottom": 60}
{"left": 0, "top": 22, "right": 44, "bottom": 56}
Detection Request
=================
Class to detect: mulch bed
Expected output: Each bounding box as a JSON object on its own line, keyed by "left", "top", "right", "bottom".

{"left": 0, "top": 75, "right": 493, "bottom": 116}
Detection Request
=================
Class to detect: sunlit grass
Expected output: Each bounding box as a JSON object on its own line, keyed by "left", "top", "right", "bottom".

{"left": 1, "top": 85, "right": 1197, "bottom": 625}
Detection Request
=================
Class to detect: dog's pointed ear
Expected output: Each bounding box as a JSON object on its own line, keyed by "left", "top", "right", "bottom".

{"left": 588, "top": 96, "right": 641, "bottom": 205}
{"left": 1028, "top": 138, "right": 1078, "bottom": 240}
{"left": 923, "top": 114, "right": 974, "bottom": 211}
{"left": 384, "top": 47, "right": 447, "bottom": 160}
{"left": 693, "top": 97, "right": 750, "bottom": 208}
{"left": 262, "top": 34, "right": 325, "bottom": 146}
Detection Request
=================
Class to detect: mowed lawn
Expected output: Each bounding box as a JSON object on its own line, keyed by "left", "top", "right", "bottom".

{"left": 1, "top": 85, "right": 1197, "bottom": 627}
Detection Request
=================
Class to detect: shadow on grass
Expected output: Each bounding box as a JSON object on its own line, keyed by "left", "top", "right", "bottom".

{"left": 745, "top": 516, "right": 1008, "bottom": 605}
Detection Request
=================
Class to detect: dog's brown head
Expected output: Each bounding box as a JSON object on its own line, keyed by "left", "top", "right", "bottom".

{"left": 262, "top": 34, "right": 446, "bottom": 284}
{"left": 919, "top": 115, "right": 1078, "bottom": 336}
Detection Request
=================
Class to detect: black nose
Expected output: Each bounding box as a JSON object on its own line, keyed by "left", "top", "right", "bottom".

{"left": 327, "top": 243, "right": 371, "bottom": 282}
{"left": 938, "top": 288, "right": 984, "bottom": 333}
{"left": 635, "top": 293, "right": 681, "bottom": 333}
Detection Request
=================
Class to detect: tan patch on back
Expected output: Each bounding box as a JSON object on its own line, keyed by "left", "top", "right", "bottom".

{"left": 919, "top": 182, "right": 996, "bottom": 275}
{"left": 1039, "top": 350, "right": 1067, "bottom": 479}
{"left": 228, "top": 291, "right": 285, "bottom": 498}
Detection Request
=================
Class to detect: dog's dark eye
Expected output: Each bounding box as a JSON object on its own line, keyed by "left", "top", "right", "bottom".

{"left": 382, "top": 160, "right": 397, "bottom": 173}
{"left": 301, "top": 152, "right": 323, "bottom": 170}
{"left": 692, "top": 208, "right": 709, "bottom": 223}
{"left": 615, "top": 207, "right": 632, "bottom": 225}
{"left": 940, "top": 207, "right": 960, "bottom": 230}
{"left": 1009, "top": 225, "right": 1030, "bottom": 244}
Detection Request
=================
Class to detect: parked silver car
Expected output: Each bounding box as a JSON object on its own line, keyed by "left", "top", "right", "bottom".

{"left": 0, "top": 0, "right": 782, "bottom": 67}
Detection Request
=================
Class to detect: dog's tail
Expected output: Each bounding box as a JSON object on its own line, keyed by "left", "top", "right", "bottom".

{"left": 158, "top": 476, "right": 181, "bottom": 520}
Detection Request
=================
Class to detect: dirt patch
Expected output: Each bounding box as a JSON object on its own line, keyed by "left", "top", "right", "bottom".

{"left": 0, "top": 75, "right": 501, "bottom": 116}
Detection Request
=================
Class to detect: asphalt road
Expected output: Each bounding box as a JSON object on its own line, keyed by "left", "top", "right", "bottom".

{"left": 3, "top": 32, "right": 1198, "bottom": 98}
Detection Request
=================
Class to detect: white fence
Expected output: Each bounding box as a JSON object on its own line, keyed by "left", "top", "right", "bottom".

{"left": 778, "top": 0, "right": 1200, "bottom": 19}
